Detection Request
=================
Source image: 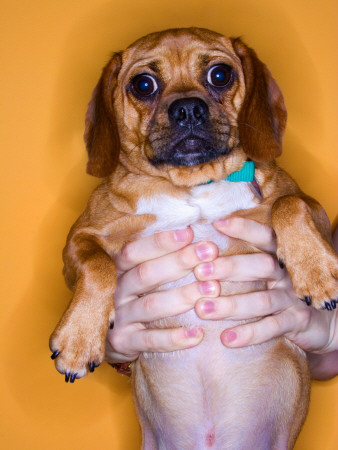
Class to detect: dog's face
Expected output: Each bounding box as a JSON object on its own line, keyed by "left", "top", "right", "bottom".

{"left": 85, "top": 28, "right": 287, "bottom": 186}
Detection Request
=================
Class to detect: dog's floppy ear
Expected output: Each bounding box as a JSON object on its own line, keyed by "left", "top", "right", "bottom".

{"left": 231, "top": 38, "right": 287, "bottom": 161}
{"left": 84, "top": 52, "right": 122, "bottom": 177}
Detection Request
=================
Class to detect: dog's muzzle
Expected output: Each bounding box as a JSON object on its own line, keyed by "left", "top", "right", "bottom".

{"left": 149, "top": 97, "right": 232, "bottom": 167}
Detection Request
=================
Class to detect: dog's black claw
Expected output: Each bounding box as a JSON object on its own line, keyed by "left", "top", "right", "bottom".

{"left": 303, "top": 296, "right": 311, "bottom": 306}
{"left": 324, "top": 301, "right": 332, "bottom": 311}
{"left": 89, "top": 362, "right": 96, "bottom": 373}
{"left": 278, "top": 259, "right": 285, "bottom": 269}
{"left": 70, "top": 373, "right": 77, "bottom": 383}
{"left": 65, "top": 372, "right": 71, "bottom": 383}
{"left": 109, "top": 321, "right": 114, "bottom": 329}
{"left": 331, "top": 300, "right": 337, "bottom": 309}
{"left": 51, "top": 350, "right": 60, "bottom": 360}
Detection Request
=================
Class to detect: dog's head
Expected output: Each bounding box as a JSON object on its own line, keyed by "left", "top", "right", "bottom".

{"left": 85, "top": 28, "right": 286, "bottom": 186}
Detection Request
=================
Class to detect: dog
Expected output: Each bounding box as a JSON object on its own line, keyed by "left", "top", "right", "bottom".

{"left": 50, "top": 28, "right": 338, "bottom": 449}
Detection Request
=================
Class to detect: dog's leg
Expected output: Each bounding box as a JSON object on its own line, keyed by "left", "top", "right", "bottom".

{"left": 272, "top": 195, "right": 338, "bottom": 309}
{"left": 50, "top": 231, "right": 117, "bottom": 381}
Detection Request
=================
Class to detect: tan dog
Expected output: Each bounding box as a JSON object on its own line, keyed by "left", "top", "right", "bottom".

{"left": 50, "top": 28, "right": 338, "bottom": 449}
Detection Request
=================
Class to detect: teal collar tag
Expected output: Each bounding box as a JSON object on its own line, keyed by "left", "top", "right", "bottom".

{"left": 203, "top": 161, "right": 255, "bottom": 185}
{"left": 200, "top": 161, "right": 262, "bottom": 199}
{"left": 226, "top": 160, "right": 255, "bottom": 182}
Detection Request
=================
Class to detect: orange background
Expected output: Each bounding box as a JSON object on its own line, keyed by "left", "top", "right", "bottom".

{"left": 1, "top": 0, "right": 337, "bottom": 448}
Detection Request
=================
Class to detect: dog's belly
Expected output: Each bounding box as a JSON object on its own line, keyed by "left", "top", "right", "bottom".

{"left": 133, "top": 181, "right": 307, "bottom": 448}
{"left": 134, "top": 338, "right": 302, "bottom": 450}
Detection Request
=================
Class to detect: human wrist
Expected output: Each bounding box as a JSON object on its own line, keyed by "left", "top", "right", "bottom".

{"left": 308, "top": 309, "right": 338, "bottom": 354}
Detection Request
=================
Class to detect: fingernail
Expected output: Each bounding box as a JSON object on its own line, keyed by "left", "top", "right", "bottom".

{"left": 199, "top": 281, "right": 216, "bottom": 295}
{"left": 196, "top": 243, "right": 213, "bottom": 260}
{"left": 185, "top": 327, "right": 203, "bottom": 338}
{"left": 196, "top": 262, "right": 213, "bottom": 277}
{"left": 223, "top": 329, "right": 237, "bottom": 344}
{"left": 174, "top": 229, "right": 189, "bottom": 242}
{"left": 213, "top": 218, "right": 229, "bottom": 228}
{"left": 201, "top": 300, "right": 215, "bottom": 314}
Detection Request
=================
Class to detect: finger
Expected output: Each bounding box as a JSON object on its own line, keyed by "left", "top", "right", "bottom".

{"left": 119, "top": 280, "right": 220, "bottom": 325}
{"left": 115, "top": 241, "right": 218, "bottom": 302}
{"left": 194, "top": 252, "right": 283, "bottom": 282}
{"left": 213, "top": 217, "right": 276, "bottom": 253}
{"left": 219, "top": 302, "right": 320, "bottom": 348}
{"left": 195, "top": 288, "right": 294, "bottom": 321}
{"left": 129, "top": 326, "right": 204, "bottom": 353}
{"left": 108, "top": 325, "right": 204, "bottom": 356}
{"left": 115, "top": 228, "right": 194, "bottom": 272}
{"left": 220, "top": 309, "right": 300, "bottom": 348}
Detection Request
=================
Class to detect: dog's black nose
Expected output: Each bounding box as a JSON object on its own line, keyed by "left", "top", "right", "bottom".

{"left": 168, "top": 98, "right": 209, "bottom": 127}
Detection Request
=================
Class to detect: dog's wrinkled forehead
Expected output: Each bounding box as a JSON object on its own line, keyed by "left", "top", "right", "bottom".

{"left": 118, "top": 28, "right": 243, "bottom": 87}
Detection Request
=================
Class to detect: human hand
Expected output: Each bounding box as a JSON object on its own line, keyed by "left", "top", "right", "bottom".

{"left": 194, "top": 217, "right": 336, "bottom": 355}
{"left": 105, "top": 228, "right": 220, "bottom": 364}
{"left": 106, "top": 215, "right": 338, "bottom": 378}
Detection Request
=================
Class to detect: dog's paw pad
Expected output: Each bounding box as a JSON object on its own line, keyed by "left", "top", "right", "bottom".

{"left": 50, "top": 351, "right": 101, "bottom": 378}
{"left": 50, "top": 324, "right": 106, "bottom": 380}
{"left": 52, "top": 349, "right": 103, "bottom": 380}
{"left": 278, "top": 240, "right": 338, "bottom": 310}
{"left": 49, "top": 301, "right": 111, "bottom": 381}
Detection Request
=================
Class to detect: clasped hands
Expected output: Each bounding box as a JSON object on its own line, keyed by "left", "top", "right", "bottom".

{"left": 106, "top": 217, "right": 337, "bottom": 379}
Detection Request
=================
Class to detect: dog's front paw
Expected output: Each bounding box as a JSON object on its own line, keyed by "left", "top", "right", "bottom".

{"left": 49, "top": 308, "right": 107, "bottom": 382}
{"left": 278, "top": 235, "right": 338, "bottom": 310}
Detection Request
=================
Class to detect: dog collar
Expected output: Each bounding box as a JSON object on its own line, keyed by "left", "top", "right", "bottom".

{"left": 203, "top": 160, "right": 255, "bottom": 184}
{"left": 202, "top": 161, "right": 263, "bottom": 200}
{"left": 226, "top": 160, "right": 255, "bottom": 182}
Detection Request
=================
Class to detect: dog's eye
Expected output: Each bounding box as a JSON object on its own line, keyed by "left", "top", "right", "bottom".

{"left": 207, "top": 64, "right": 232, "bottom": 88}
{"left": 131, "top": 74, "right": 158, "bottom": 97}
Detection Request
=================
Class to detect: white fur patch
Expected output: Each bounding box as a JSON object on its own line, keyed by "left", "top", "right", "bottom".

{"left": 136, "top": 180, "right": 256, "bottom": 243}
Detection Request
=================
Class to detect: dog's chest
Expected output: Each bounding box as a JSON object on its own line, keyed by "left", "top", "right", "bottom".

{"left": 136, "top": 180, "right": 257, "bottom": 248}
